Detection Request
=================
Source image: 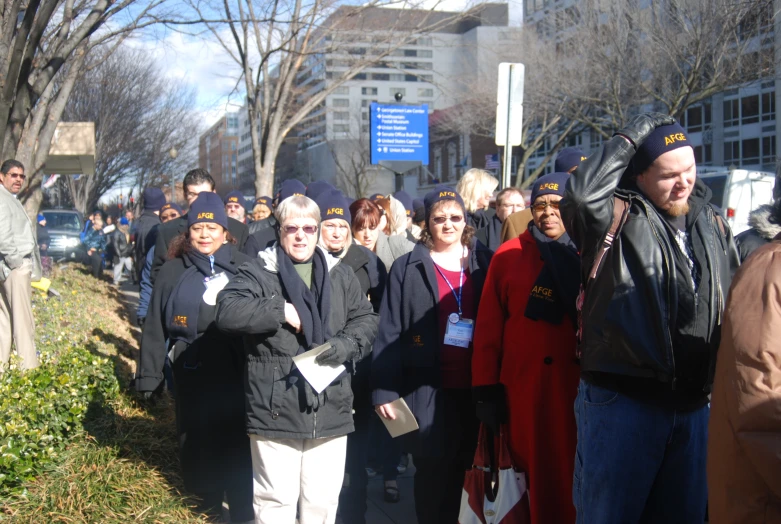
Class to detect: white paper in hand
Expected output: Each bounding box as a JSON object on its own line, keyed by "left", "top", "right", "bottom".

{"left": 292, "top": 342, "right": 346, "bottom": 394}
{"left": 379, "top": 398, "right": 419, "bottom": 438}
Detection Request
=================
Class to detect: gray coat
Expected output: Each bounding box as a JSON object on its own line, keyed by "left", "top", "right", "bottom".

{"left": 0, "top": 185, "right": 40, "bottom": 281}
{"left": 374, "top": 233, "right": 414, "bottom": 272}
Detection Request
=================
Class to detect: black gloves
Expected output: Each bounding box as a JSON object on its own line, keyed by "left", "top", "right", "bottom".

{"left": 614, "top": 112, "right": 676, "bottom": 150}
{"left": 136, "top": 316, "right": 145, "bottom": 328}
{"left": 315, "top": 336, "right": 358, "bottom": 366}
{"left": 473, "top": 384, "right": 507, "bottom": 436}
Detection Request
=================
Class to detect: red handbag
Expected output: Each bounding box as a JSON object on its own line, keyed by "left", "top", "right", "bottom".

{"left": 458, "top": 424, "right": 531, "bottom": 524}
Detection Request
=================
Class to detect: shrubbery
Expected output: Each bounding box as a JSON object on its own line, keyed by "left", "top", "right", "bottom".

{"left": 0, "top": 271, "right": 121, "bottom": 493}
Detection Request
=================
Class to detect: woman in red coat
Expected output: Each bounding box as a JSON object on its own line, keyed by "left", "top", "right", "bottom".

{"left": 472, "top": 172, "right": 581, "bottom": 524}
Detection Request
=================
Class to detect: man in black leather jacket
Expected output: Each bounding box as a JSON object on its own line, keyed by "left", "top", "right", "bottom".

{"left": 561, "top": 113, "right": 740, "bottom": 523}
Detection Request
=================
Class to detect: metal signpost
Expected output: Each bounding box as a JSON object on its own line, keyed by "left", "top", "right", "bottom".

{"left": 370, "top": 103, "right": 429, "bottom": 185}
{"left": 495, "top": 63, "right": 525, "bottom": 188}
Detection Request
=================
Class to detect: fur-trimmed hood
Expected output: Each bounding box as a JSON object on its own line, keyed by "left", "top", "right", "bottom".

{"left": 747, "top": 204, "right": 781, "bottom": 241}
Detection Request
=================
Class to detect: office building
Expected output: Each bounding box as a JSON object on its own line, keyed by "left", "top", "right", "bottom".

{"left": 198, "top": 112, "right": 240, "bottom": 193}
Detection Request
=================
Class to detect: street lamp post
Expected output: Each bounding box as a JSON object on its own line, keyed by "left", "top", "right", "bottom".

{"left": 169, "top": 148, "right": 178, "bottom": 201}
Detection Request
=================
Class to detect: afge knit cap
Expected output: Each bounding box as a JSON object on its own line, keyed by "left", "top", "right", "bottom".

{"left": 306, "top": 180, "right": 334, "bottom": 201}
{"left": 143, "top": 187, "right": 166, "bottom": 211}
{"left": 555, "top": 147, "right": 587, "bottom": 173}
{"left": 255, "top": 196, "right": 272, "bottom": 208}
{"left": 632, "top": 122, "right": 691, "bottom": 175}
{"left": 315, "top": 189, "right": 352, "bottom": 223}
{"left": 224, "top": 190, "right": 244, "bottom": 206}
{"left": 159, "top": 202, "right": 183, "bottom": 215}
{"left": 530, "top": 172, "right": 571, "bottom": 204}
{"left": 423, "top": 185, "right": 466, "bottom": 223}
{"left": 277, "top": 179, "right": 306, "bottom": 203}
{"left": 188, "top": 192, "right": 228, "bottom": 229}
{"left": 393, "top": 190, "right": 414, "bottom": 217}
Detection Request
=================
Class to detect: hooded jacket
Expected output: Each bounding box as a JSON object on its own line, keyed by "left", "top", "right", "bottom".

{"left": 708, "top": 239, "right": 781, "bottom": 523}
{"left": 561, "top": 135, "right": 740, "bottom": 397}
{"left": 736, "top": 204, "right": 781, "bottom": 262}
{"left": 215, "top": 245, "right": 379, "bottom": 440}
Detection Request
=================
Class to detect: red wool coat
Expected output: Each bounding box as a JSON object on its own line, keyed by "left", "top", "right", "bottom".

{"left": 472, "top": 230, "right": 580, "bottom": 524}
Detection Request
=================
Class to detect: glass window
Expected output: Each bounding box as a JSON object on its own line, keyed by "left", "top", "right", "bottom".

{"left": 724, "top": 99, "right": 739, "bottom": 127}
{"left": 693, "top": 144, "right": 712, "bottom": 165}
{"left": 362, "top": 87, "right": 378, "bottom": 95}
{"left": 333, "top": 124, "right": 350, "bottom": 133}
{"left": 742, "top": 95, "right": 760, "bottom": 125}
{"left": 763, "top": 135, "right": 776, "bottom": 165}
{"left": 404, "top": 49, "right": 417, "bottom": 57}
{"left": 334, "top": 111, "right": 350, "bottom": 120}
{"left": 701, "top": 175, "right": 728, "bottom": 206}
{"left": 762, "top": 91, "right": 776, "bottom": 121}
{"left": 704, "top": 102, "right": 712, "bottom": 125}
{"left": 418, "top": 88, "right": 434, "bottom": 97}
{"left": 333, "top": 86, "right": 349, "bottom": 95}
{"left": 742, "top": 138, "right": 760, "bottom": 165}
{"left": 685, "top": 106, "right": 703, "bottom": 132}
{"left": 42, "top": 212, "right": 81, "bottom": 231}
{"left": 389, "top": 87, "right": 406, "bottom": 97}
{"left": 405, "top": 75, "right": 418, "bottom": 82}
{"left": 419, "top": 50, "right": 433, "bottom": 58}
{"left": 371, "top": 73, "right": 389, "bottom": 81}
{"left": 390, "top": 74, "right": 405, "bottom": 81}
{"left": 724, "top": 140, "right": 740, "bottom": 164}
{"left": 332, "top": 99, "right": 349, "bottom": 107}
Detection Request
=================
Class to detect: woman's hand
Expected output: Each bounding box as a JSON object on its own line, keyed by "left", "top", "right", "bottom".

{"left": 375, "top": 403, "right": 397, "bottom": 420}
{"left": 284, "top": 302, "right": 302, "bottom": 332}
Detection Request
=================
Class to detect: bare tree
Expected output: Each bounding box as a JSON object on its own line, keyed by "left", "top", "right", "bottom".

{"left": 60, "top": 47, "right": 198, "bottom": 215}
{"left": 0, "top": 0, "right": 175, "bottom": 217}
{"left": 553, "top": 0, "right": 775, "bottom": 138}
{"left": 326, "top": 113, "right": 379, "bottom": 197}
{"left": 183, "top": 0, "right": 486, "bottom": 197}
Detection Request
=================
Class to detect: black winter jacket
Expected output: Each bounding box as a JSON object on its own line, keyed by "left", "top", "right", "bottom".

{"left": 243, "top": 217, "right": 278, "bottom": 258}
{"left": 112, "top": 229, "right": 133, "bottom": 261}
{"left": 133, "top": 210, "right": 160, "bottom": 265}
{"left": 561, "top": 135, "right": 740, "bottom": 394}
{"left": 150, "top": 214, "right": 248, "bottom": 284}
{"left": 215, "top": 246, "right": 379, "bottom": 440}
{"left": 371, "top": 240, "right": 492, "bottom": 456}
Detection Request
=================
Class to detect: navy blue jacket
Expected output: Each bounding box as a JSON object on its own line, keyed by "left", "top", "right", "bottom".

{"left": 371, "top": 239, "right": 492, "bottom": 456}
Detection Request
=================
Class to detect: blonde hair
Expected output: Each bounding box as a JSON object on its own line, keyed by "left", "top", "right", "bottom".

{"left": 317, "top": 218, "right": 353, "bottom": 259}
{"left": 456, "top": 168, "right": 499, "bottom": 213}
{"left": 274, "top": 195, "right": 321, "bottom": 225}
{"left": 388, "top": 196, "right": 408, "bottom": 236}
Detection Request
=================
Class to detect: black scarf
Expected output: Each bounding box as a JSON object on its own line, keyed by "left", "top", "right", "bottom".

{"left": 165, "top": 246, "right": 236, "bottom": 344}
{"left": 524, "top": 225, "right": 581, "bottom": 327}
{"left": 276, "top": 244, "right": 332, "bottom": 354}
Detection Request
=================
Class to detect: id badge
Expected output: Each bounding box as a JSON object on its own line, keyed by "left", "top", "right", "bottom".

{"left": 202, "top": 272, "right": 229, "bottom": 306}
{"left": 443, "top": 318, "right": 474, "bottom": 348}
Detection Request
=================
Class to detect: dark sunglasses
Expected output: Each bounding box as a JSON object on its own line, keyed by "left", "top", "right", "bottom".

{"left": 6, "top": 172, "right": 25, "bottom": 180}
{"left": 431, "top": 215, "right": 464, "bottom": 225}
{"left": 532, "top": 201, "right": 561, "bottom": 212}
{"left": 282, "top": 224, "right": 318, "bottom": 235}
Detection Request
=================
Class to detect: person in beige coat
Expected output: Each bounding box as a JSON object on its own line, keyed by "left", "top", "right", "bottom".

{"left": 708, "top": 235, "right": 781, "bottom": 523}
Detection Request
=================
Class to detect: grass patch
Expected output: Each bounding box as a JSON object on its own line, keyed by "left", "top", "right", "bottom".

{"left": 1, "top": 268, "right": 211, "bottom": 522}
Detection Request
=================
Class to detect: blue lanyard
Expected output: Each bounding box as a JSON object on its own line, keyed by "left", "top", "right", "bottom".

{"left": 434, "top": 261, "right": 464, "bottom": 317}
{"left": 208, "top": 255, "right": 215, "bottom": 275}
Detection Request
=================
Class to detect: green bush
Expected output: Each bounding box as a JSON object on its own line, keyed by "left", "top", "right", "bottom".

{"left": 0, "top": 272, "right": 121, "bottom": 493}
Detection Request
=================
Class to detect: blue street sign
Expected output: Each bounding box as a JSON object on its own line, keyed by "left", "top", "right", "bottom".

{"left": 370, "top": 103, "right": 429, "bottom": 165}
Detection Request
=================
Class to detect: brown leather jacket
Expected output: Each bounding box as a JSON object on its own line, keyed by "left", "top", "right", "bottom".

{"left": 708, "top": 237, "right": 781, "bottom": 523}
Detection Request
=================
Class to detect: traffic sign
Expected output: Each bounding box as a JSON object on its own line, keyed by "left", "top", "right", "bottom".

{"left": 370, "top": 103, "right": 429, "bottom": 165}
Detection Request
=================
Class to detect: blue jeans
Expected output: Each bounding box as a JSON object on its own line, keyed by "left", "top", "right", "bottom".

{"left": 573, "top": 379, "right": 708, "bottom": 524}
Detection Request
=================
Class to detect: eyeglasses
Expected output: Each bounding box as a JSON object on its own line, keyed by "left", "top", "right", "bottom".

{"left": 532, "top": 201, "right": 561, "bottom": 212}
{"left": 431, "top": 215, "right": 464, "bottom": 225}
{"left": 6, "top": 172, "right": 25, "bottom": 180}
{"left": 282, "top": 224, "right": 318, "bottom": 235}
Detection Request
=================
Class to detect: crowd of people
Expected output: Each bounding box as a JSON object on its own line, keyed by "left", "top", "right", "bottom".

{"left": 4, "top": 111, "right": 781, "bottom": 524}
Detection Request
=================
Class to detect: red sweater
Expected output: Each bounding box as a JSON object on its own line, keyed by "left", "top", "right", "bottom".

{"left": 434, "top": 264, "right": 474, "bottom": 389}
{"left": 472, "top": 230, "right": 580, "bottom": 524}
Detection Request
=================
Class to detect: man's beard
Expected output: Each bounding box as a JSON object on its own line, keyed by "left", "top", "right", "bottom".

{"left": 665, "top": 201, "right": 690, "bottom": 217}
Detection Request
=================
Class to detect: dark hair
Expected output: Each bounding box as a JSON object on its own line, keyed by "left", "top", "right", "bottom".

{"left": 0, "top": 159, "right": 24, "bottom": 175}
{"left": 168, "top": 228, "right": 237, "bottom": 260}
{"left": 418, "top": 200, "right": 475, "bottom": 249}
{"left": 496, "top": 187, "right": 524, "bottom": 207}
{"left": 350, "top": 198, "right": 381, "bottom": 232}
{"left": 183, "top": 169, "right": 215, "bottom": 192}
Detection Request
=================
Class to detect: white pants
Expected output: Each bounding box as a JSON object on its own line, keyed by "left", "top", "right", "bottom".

{"left": 249, "top": 434, "right": 347, "bottom": 524}
{"left": 112, "top": 256, "right": 133, "bottom": 284}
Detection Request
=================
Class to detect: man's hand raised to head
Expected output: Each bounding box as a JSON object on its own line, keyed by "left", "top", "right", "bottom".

{"left": 614, "top": 112, "right": 677, "bottom": 150}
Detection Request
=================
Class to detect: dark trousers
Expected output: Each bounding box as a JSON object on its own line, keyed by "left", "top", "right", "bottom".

{"left": 367, "top": 411, "right": 401, "bottom": 482}
{"left": 413, "top": 388, "right": 478, "bottom": 524}
{"left": 573, "top": 379, "right": 709, "bottom": 524}
{"left": 81, "top": 251, "right": 103, "bottom": 278}
{"left": 339, "top": 406, "right": 371, "bottom": 524}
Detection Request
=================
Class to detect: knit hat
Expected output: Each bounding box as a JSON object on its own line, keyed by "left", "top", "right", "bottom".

{"left": 277, "top": 179, "right": 306, "bottom": 203}
{"left": 143, "top": 187, "right": 166, "bottom": 211}
{"left": 188, "top": 192, "right": 228, "bottom": 228}
{"left": 159, "top": 202, "right": 183, "bottom": 215}
{"left": 255, "top": 196, "right": 272, "bottom": 208}
{"left": 37, "top": 213, "right": 45, "bottom": 224}
{"left": 423, "top": 185, "right": 466, "bottom": 223}
{"left": 555, "top": 147, "right": 587, "bottom": 173}
{"left": 530, "top": 172, "right": 571, "bottom": 204}
{"left": 315, "top": 189, "right": 351, "bottom": 223}
{"left": 412, "top": 198, "right": 425, "bottom": 222}
{"left": 632, "top": 122, "right": 691, "bottom": 175}
{"left": 393, "top": 190, "right": 414, "bottom": 217}
{"left": 306, "top": 180, "right": 334, "bottom": 201}
{"left": 369, "top": 193, "right": 384, "bottom": 202}
{"left": 119, "top": 217, "right": 129, "bottom": 226}
{"left": 224, "top": 190, "right": 244, "bottom": 207}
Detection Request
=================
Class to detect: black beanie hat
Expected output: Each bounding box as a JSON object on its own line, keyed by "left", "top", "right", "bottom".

{"left": 394, "top": 190, "right": 414, "bottom": 217}
{"left": 159, "top": 202, "right": 183, "bottom": 215}
{"left": 530, "top": 172, "right": 571, "bottom": 204}
{"left": 143, "top": 187, "right": 166, "bottom": 211}
{"left": 423, "top": 185, "right": 466, "bottom": 223}
{"left": 255, "top": 196, "right": 272, "bottom": 208}
{"left": 188, "top": 192, "right": 228, "bottom": 229}
{"left": 632, "top": 122, "right": 692, "bottom": 175}
{"left": 277, "top": 179, "right": 306, "bottom": 203}
{"left": 306, "top": 180, "right": 335, "bottom": 201}
{"left": 224, "top": 190, "right": 244, "bottom": 206}
{"left": 555, "top": 147, "right": 587, "bottom": 173}
{"left": 412, "top": 198, "right": 425, "bottom": 222}
{"left": 315, "top": 189, "right": 351, "bottom": 223}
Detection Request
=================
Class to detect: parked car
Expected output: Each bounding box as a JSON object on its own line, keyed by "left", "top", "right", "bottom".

{"left": 697, "top": 167, "right": 776, "bottom": 235}
{"left": 41, "top": 209, "right": 84, "bottom": 259}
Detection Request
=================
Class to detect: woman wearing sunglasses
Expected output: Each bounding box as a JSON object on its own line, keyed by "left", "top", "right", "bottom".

{"left": 471, "top": 172, "right": 581, "bottom": 524}
{"left": 215, "top": 195, "right": 378, "bottom": 524}
{"left": 372, "top": 185, "right": 492, "bottom": 524}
